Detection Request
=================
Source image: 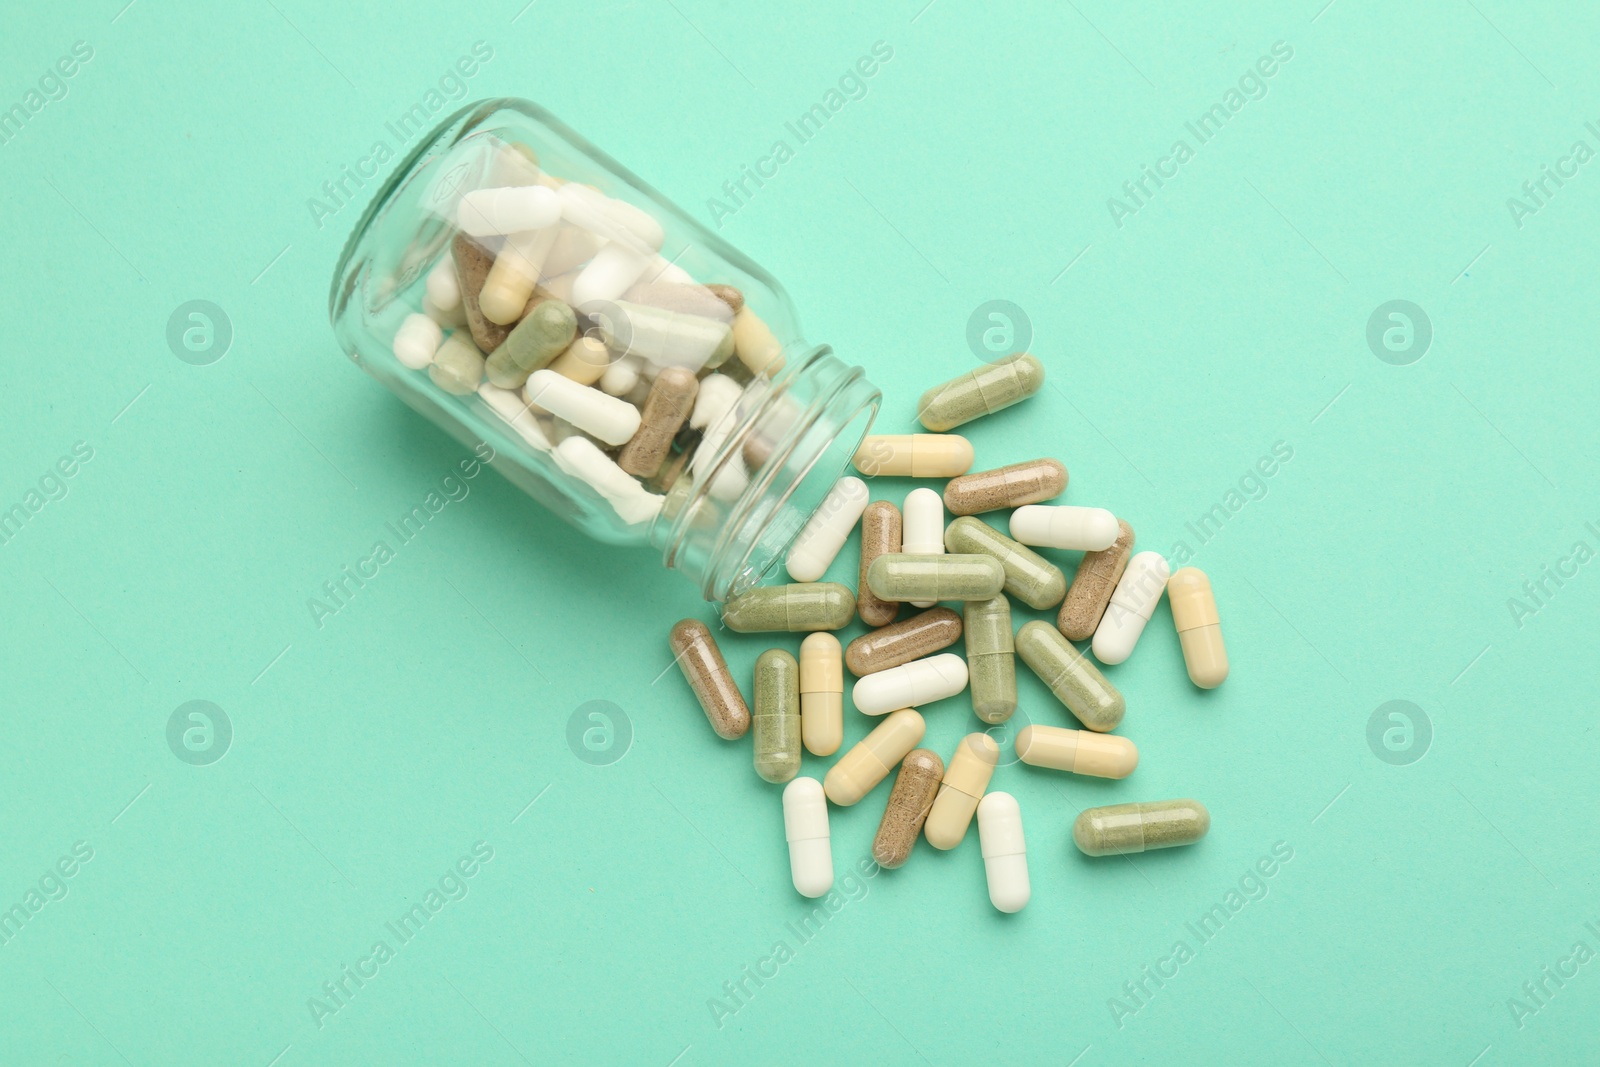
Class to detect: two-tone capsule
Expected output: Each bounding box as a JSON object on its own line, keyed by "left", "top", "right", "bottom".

{"left": 823, "top": 709, "right": 926, "bottom": 805}
{"left": 723, "top": 583, "right": 856, "bottom": 632}
{"left": 977, "top": 792, "right": 1029, "bottom": 913}
{"left": 853, "top": 434, "right": 974, "bottom": 478}
{"left": 799, "top": 633, "right": 843, "bottom": 756}
{"left": 668, "top": 619, "right": 750, "bottom": 739}
{"left": 916, "top": 352, "right": 1045, "bottom": 431}
{"left": 1015, "top": 620, "right": 1125, "bottom": 732}
{"left": 944, "top": 516, "right": 1067, "bottom": 610}
{"left": 962, "top": 595, "right": 1016, "bottom": 724}
{"left": 1015, "top": 724, "right": 1138, "bottom": 778}
{"left": 1169, "top": 567, "right": 1228, "bottom": 688}
{"left": 943, "top": 458, "right": 1066, "bottom": 516}
{"left": 852, "top": 653, "right": 969, "bottom": 716}
{"left": 924, "top": 733, "right": 999, "bottom": 849}
{"left": 1091, "top": 551, "right": 1170, "bottom": 665}
{"left": 782, "top": 778, "right": 833, "bottom": 897}
{"left": 844, "top": 607, "right": 963, "bottom": 675}
{"left": 753, "top": 649, "right": 801, "bottom": 783}
{"left": 870, "top": 748, "right": 944, "bottom": 869}
{"left": 866, "top": 554, "right": 1005, "bottom": 604}
{"left": 1073, "top": 800, "right": 1210, "bottom": 856}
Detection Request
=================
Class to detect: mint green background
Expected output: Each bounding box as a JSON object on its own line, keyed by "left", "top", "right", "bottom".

{"left": 2, "top": 1, "right": 1596, "bottom": 1064}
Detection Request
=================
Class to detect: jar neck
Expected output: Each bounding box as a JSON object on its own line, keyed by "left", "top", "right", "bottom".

{"left": 653, "top": 346, "right": 879, "bottom": 601}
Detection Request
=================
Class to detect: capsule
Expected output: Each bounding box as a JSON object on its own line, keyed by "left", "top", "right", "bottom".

{"left": 924, "top": 733, "right": 999, "bottom": 850}
{"left": 1010, "top": 504, "right": 1120, "bottom": 552}
{"left": 943, "top": 458, "right": 1067, "bottom": 516}
{"left": 722, "top": 583, "right": 857, "bottom": 633}
{"left": 823, "top": 709, "right": 926, "bottom": 806}
{"left": 753, "top": 649, "right": 801, "bottom": 783}
{"left": 1015, "top": 620, "right": 1125, "bottom": 731}
{"left": 393, "top": 313, "right": 443, "bottom": 370}
{"left": 457, "top": 184, "right": 561, "bottom": 237}
{"left": 524, "top": 369, "right": 641, "bottom": 447}
{"left": 617, "top": 367, "right": 698, "bottom": 477}
{"left": 853, "top": 434, "right": 974, "bottom": 478}
{"left": 963, "top": 595, "right": 1016, "bottom": 724}
{"left": 732, "top": 307, "right": 784, "bottom": 375}
{"left": 429, "top": 333, "right": 486, "bottom": 395}
{"left": 1058, "top": 519, "right": 1135, "bottom": 641}
{"left": 844, "top": 608, "right": 962, "bottom": 675}
{"left": 1092, "top": 551, "right": 1170, "bottom": 666}
{"left": 668, "top": 619, "right": 750, "bottom": 740}
{"left": 944, "top": 517, "right": 1067, "bottom": 611}
{"left": 487, "top": 299, "right": 578, "bottom": 387}
{"left": 786, "top": 476, "right": 870, "bottom": 582}
{"left": 916, "top": 352, "right": 1045, "bottom": 432}
{"left": 977, "top": 792, "right": 1029, "bottom": 913}
{"left": 452, "top": 233, "right": 514, "bottom": 353}
{"left": 782, "top": 777, "right": 833, "bottom": 897}
{"left": 852, "top": 652, "right": 969, "bottom": 716}
{"left": 1073, "top": 800, "right": 1210, "bottom": 857}
{"left": 901, "top": 488, "right": 945, "bottom": 608}
{"left": 870, "top": 748, "right": 944, "bottom": 869}
{"left": 595, "top": 300, "right": 733, "bottom": 373}
{"left": 866, "top": 553, "right": 1005, "bottom": 603}
{"left": 857, "top": 501, "right": 903, "bottom": 627}
{"left": 799, "top": 633, "right": 843, "bottom": 756}
{"left": 1169, "top": 567, "right": 1229, "bottom": 688}
{"left": 1015, "top": 724, "right": 1137, "bottom": 778}
{"left": 546, "top": 334, "right": 613, "bottom": 386}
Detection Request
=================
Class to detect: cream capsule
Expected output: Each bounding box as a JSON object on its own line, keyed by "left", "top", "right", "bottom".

{"left": 722, "top": 583, "right": 857, "bottom": 632}
{"left": 871, "top": 748, "right": 944, "bottom": 869}
{"left": 1015, "top": 724, "right": 1137, "bottom": 778}
{"left": 1009, "top": 505, "right": 1121, "bottom": 552}
{"left": 857, "top": 501, "right": 902, "bottom": 627}
{"left": 977, "top": 792, "right": 1029, "bottom": 913}
{"left": 823, "top": 709, "right": 926, "bottom": 805}
{"left": 963, "top": 594, "right": 1016, "bottom": 724}
{"left": 1073, "top": 800, "right": 1210, "bottom": 856}
{"left": 924, "top": 733, "right": 999, "bottom": 849}
{"left": 787, "top": 476, "right": 870, "bottom": 582}
{"left": 844, "top": 608, "right": 963, "bottom": 675}
{"left": 799, "top": 633, "right": 844, "bottom": 756}
{"left": 1169, "top": 567, "right": 1229, "bottom": 688}
{"left": 917, "top": 352, "right": 1046, "bottom": 432}
{"left": 944, "top": 516, "right": 1067, "bottom": 610}
{"left": 1015, "top": 620, "right": 1125, "bottom": 732}
{"left": 668, "top": 619, "right": 750, "bottom": 740}
{"left": 1058, "top": 519, "right": 1135, "bottom": 641}
{"left": 866, "top": 553, "right": 1005, "bottom": 603}
{"left": 902, "top": 488, "right": 945, "bottom": 608}
{"left": 1091, "top": 551, "right": 1170, "bottom": 666}
{"left": 753, "top": 649, "right": 801, "bottom": 783}
{"left": 852, "top": 652, "right": 969, "bottom": 716}
{"left": 853, "top": 434, "right": 974, "bottom": 478}
{"left": 783, "top": 777, "right": 833, "bottom": 897}
{"left": 943, "top": 459, "right": 1067, "bottom": 516}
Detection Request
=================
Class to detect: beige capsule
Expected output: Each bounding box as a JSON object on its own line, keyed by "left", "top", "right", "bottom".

{"left": 546, "top": 334, "right": 612, "bottom": 386}
{"left": 799, "top": 633, "right": 844, "bottom": 756}
{"left": 1015, "top": 724, "right": 1137, "bottom": 778}
{"left": 871, "top": 748, "right": 945, "bottom": 869}
{"left": 857, "top": 501, "right": 903, "bottom": 627}
{"left": 943, "top": 458, "right": 1067, "bottom": 516}
{"left": 668, "top": 619, "right": 750, "bottom": 739}
{"left": 1058, "top": 519, "right": 1135, "bottom": 640}
{"left": 1168, "top": 567, "right": 1229, "bottom": 688}
{"left": 924, "top": 733, "right": 999, "bottom": 850}
{"left": 845, "top": 608, "right": 963, "bottom": 676}
{"left": 618, "top": 367, "right": 699, "bottom": 477}
{"left": 823, "top": 709, "right": 925, "bottom": 806}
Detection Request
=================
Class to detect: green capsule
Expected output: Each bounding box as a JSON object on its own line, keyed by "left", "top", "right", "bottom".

{"left": 916, "top": 352, "right": 1045, "bottom": 432}
{"left": 722, "top": 583, "right": 856, "bottom": 633}
{"left": 866, "top": 553, "right": 1005, "bottom": 603}
{"left": 944, "top": 516, "right": 1066, "bottom": 610}
{"left": 428, "top": 333, "right": 485, "bottom": 395}
{"left": 485, "top": 299, "right": 578, "bottom": 388}
{"left": 1073, "top": 800, "right": 1210, "bottom": 856}
{"left": 753, "top": 649, "right": 801, "bottom": 783}
{"left": 1015, "top": 620, "right": 1124, "bottom": 731}
{"left": 962, "top": 595, "right": 1016, "bottom": 724}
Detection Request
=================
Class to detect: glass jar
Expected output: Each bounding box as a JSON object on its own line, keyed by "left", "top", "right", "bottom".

{"left": 329, "top": 98, "right": 880, "bottom": 600}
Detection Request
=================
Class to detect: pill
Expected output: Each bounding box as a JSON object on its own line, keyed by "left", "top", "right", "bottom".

{"left": 866, "top": 553, "right": 1005, "bottom": 603}
{"left": 451, "top": 233, "right": 514, "bottom": 352}
{"left": 690, "top": 373, "right": 743, "bottom": 431}
{"left": 1073, "top": 800, "right": 1211, "bottom": 857}
{"left": 853, "top": 434, "right": 974, "bottom": 478}
{"left": 870, "top": 748, "right": 944, "bottom": 869}
{"left": 1092, "top": 551, "right": 1170, "bottom": 665}
{"left": 902, "top": 488, "right": 945, "bottom": 607}
{"left": 857, "top": 501, "right": 902, "bottom": 627}
{"left": 1058, "top": 519, "right": 1135, "bottom": 641}
{"left": 924, "top": 733, "right": 999, "bottom": 849}
{"left": 543, "top": 223, "right": 607, "bottom": 276}
{"left": 845, "top": 607, "right": 962, "bottom": 675}
{"left": 977, "top": 792, "right": 1029, "bottom": 913}
{"left": 523, "top": 370, "right": 642, "bottom": 446}
{"left": 963, "top": 594, "right": 1016, "bottom": 724}
{"left": 423, "top": 290, "right": 467, "bottom": 329}
{"left": 822, "top": 709, "right": 925, "bottom": 806}
{"left": 783, "top": 777, "right": 833, "bottom": 897}
{"left": 477, "top": 383, "right": 552, "bottom": 453}
{"left": 1009, "top": 505, "right": 1120, "bottom": 552}
{"left": 706, "top": 283, "right": 745, "bottom": 313}
{"left": 753, "top": 648, "right": 801, "bottom": 784}
{"left": 852, "top": 652, "right": 969, "bottom": 716}
{"left": 732, "top": 307, "right": 784, "bottom": 375}
{"left": 943, "top": 458, "right": 1067, "bottom": 516}
{"left": 552, "top": 437, "right": 664, "bottom": 525}
{"left": 605, "top": 198, "right": 665, "bottom": 252}
{"left": 457, "top": 185, "right": 561, "bottom": 236}
{"left": 618, "top": 368, "right": 699, "bottom": 477}
{"left": 425, "top": 257, "right": 462, "bottom": 313}
{"left": 722, "top": 583, "right": 857, "bottom": 633}
{"left": 786, "top": 477, "right": 869, "bottom": 582}
{"left": 393, "top": 312, "right": 443, "bottom": 370}
{"left": 572, "top": 242, "right": 651, "bottom": 311}
{"left": 486, "top": 299, "right": 579, "bottom": 388}
{"left": 558, "top": 183, "right": 649, "bottom": 250}
{"left": 595, "top": 300, "right": 735, "bottom": 373}
{"left": 481, "top": 226, "right": 560, "bottom": 325}
{"left": 429, "top": 333, "right": 486, "bottom": 395}
{"left": 1015, "top": 620, "right": 1125, "bottom": 732}
{"left": 669, "top": 619, "right": 750, "bottom": 740}
{"left": 1015, "top": 724, "right": 1138, "bottom": 778}
{"left": 600, "top": 355, "right": 642, "bottom": 397}
{"left": 547, "top": 334, "right": 613, "bottom": 386}
{"left": 944, "top": 516, "right": 1067, "bottom": 610}
{"left": 1160, "top": 572, "right": 1227, "bottom": 690}
{"left": 624, "top": 281, "right": 737, "bottom": 322}
{"left": 916, "top": 352, "right": 1046, "bottom": 432}
{"left": 799, "top": 632, "right": 843, "bottom": 757}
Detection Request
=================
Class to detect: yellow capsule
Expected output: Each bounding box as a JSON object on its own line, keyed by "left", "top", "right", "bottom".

{"left": 853, "top": 434, "right": 974, "bottom": 479}
{"left": 923, "top": 733, "right": 999, "bottom": 849}
{"left": 799, "top": 633, "right": 844, "bottom": 756}
{"left": 823, "top": 709, "right": 925, "bottom": 806}
{"left": 1015, "top": 724, "right": 1137, "bottom": 779}
{"left": 1168, "top": 567, "right": 1228, "bottom": 688}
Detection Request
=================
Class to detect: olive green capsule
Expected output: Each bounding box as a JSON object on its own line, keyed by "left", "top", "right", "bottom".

{"left": 1015, "top": 620, "right": 1124, "bottom": 732}
{"left": 485, "top": 299, "right": 578, "bottom": 388}
{"left": 944, "top": 516, "right": 1066, "bottom": 610}
{"left": 429, "top": 333, "right": 486, "bottom": 395}
{"left": 722, "top": 583, "right": 857, "bottom": 632}
{"left": 753, "top": 649, "right": 801, "bottom": 783}
{"left": 916, "top": 352, "right": 1046, "bottom": 432}
{"left": 962, "top": 595, "right": 1016, "bottom": 724}
{"left": 866, "top": 553, "right": 1005, "bottom": 603}
{"left": 1073, "top": 800, "right": 1210, "bottom": 856}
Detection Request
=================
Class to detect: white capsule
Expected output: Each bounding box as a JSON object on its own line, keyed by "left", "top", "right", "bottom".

{"left": 600, "top": 355, "right": 642, "bottom": 397}
{"left": 1092, "top": 551, "right": 1171, "bottom": 665}
{"left": 393, "top": 313, "right": 443, "bottom": 370}
{"left": 640, "top": 255, "right": 695, "bottom": 286}
{"left": 977, "top": 792, "right": 1030, "bottom": 913}
{"left": 425, "top": 257, "right": 461, "bottom": 312}
{"left": 690, "top": 373, "right": 743, "bottom": 431}
{"left": 571, "top": 242, "right": 651, "bottom": 312}
{"left": 477, "top": 383, "right": 552, "bottom": 452}
{"left": 605, "top": 199, "right": 665, "bottom": 252}
{"left": 1010, "top": 505, "right": 1120, "bottom": 551}
{"left": 552, "top": 436, "right": 664, "bottom": 525}
{"left": 456, "top": 185, "right": 560, "bottom": 236}
{"left": 902, "top": 488, "right": 945, "bottom": 608}
{"left": 852, "top": 652, "right": 969, "bottom": 716}
{"left": 786, "top": 477, "right": 870, "bottom": 582}
{"left": 524, "top": 370, "right": 642, "bottom": 446}
{"left": 691, "top": 420, "right": 750, "bottom": 503}
{"left": 558, "top": 183, "right": 651, "bottom": 252}
{"left": 782, "top": 778, "right": 833, "bottom": 898}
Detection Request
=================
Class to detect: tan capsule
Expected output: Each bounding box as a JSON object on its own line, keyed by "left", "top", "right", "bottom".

{"left": 624, "top": 281, "right": 738, "bottom": 322}
{"left": 706, "top": 283, "right": 744, "bottom": 313}
{"left": 943, "top": 459, "right": 1067, "bottom": 516}
{"left": 1169, "top": 567, "right": 1229, "bottom": 688}
{"left": 732, "top": 307, "right": 784, "bottom": 375}
{"left": 546, "top": 334, "right": 612, "bottom": 385}
{"left": 871, "top": 748, "right": 945, "bottom": 869}
{"left": 617, "top": 368, "right": 698, "bottom": 477}
{"left": 800, "top": 633, "right": 844, "bottom": 756}
{"left": 452, "top": 233, "right": 512, "bottom": 353}
{"left": 823, "top": 709, "right": 925, "bottom": 806}
{"left": 852, "top": 434, "right": 974, "bottom": 478}
{"left": 668, "top": 619, "right": 750, "bottom": 740}
{"left": 844, "top": 608, "right": 962, "bottom": 675}
{"left": 1015, "top": 724, "right": 1137, "bottom": 778}
{"left": 1057, "top": 519, "right": 1135, "bottom": 640}
{"left": 924, "top": 733, "right": 999, "bottom": 850}
{"left": 857, "top": 501, "right": 903, "bottom": 627}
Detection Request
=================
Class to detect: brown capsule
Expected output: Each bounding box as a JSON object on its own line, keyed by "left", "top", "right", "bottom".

{"left": 618, "top": 368, "right": 699, "bottom": 477}
{"left": 844, "top": 607, "right": 962, "bottom": 675}
{"left": 871, "top": 748, "right": 945, "bottom": 869}
{"left": 706, "top": 284, "right": 745, "bottom": 313}
{"left": 624, "top": 282, "right": 737, "bottom": 322}
{"left": 668, "top": 619, "right": 750, "bottom": 739}
{"left": 452, "top": 233, "right": 537, "bottom": 354}
{"left": 943, "top": 458, "right": 1067, "bottom": 516}
{"left": 1057, "top": 519, "right": 1135, "bottom": 640}
{"left": 857, "top": 501, "right": 903, "bottom": 627}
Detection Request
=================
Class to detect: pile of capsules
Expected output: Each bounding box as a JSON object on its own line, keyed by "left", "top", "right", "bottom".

{"left": 671, "top": 356, "right": 1227, "bottom": 913}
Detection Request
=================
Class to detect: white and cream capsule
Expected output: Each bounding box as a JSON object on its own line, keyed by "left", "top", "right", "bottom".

{"left": 853, "top": 434, "right": 974, "bottom": 478}
{"left": 852, "top": 652, "right": 969, "bottom": 716}
{"left": 1010, "top": 505, "right": 1121, "bottom": 551}
{"left": 787, "top": 477, "right": 870, "bottom": 582}
{"left": 524, "top": 369, "right": 642, "bottom": 446}
{"left": 782, "top": 777, "right": 833, "bottom": 898}
{"left": 799, "top": 633, "right": 843, "bottom": 756}
{"left": 1014, "top": 724, "right": 1138, "bottom": 778}
{"left": 977, "top": 792, "right": 1029, "bottom": 913}
{"left": 902, "top": 488, "right": 945, "bottom": 608}
{"left": 1091, "top": 551, "right": 1170, "bottom": 665}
